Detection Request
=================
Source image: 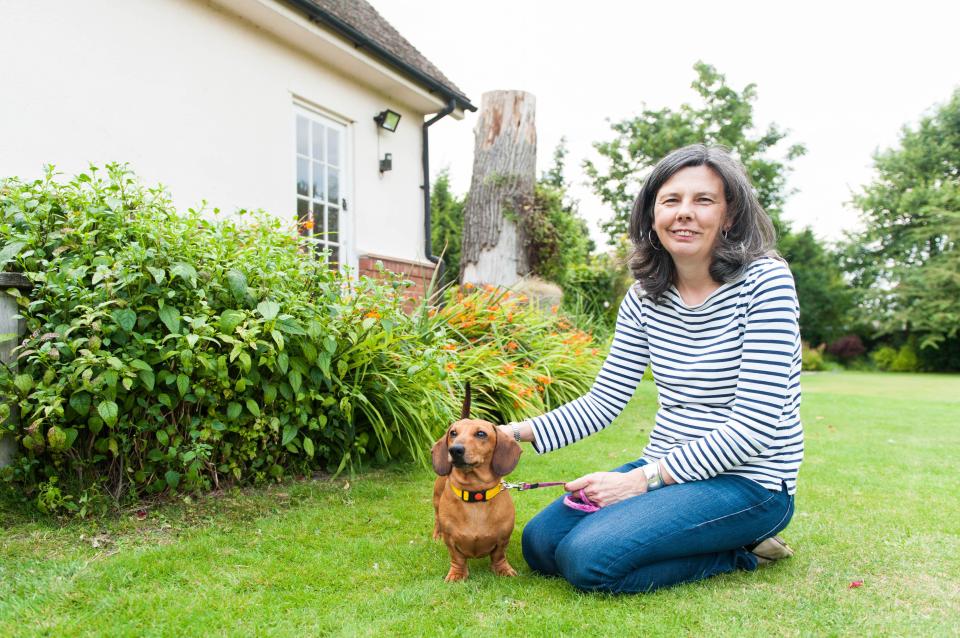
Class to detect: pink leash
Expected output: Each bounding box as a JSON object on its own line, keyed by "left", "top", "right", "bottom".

{"left": 502, "top": 481, "right": 601, "bottom": 513}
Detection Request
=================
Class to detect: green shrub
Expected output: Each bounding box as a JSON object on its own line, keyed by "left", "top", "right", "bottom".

{"left": 0, "top": 165, "right": 605, "bottom": 513}
{"left": 802, "top": 342, "right": 825, "bottom": 371}
{"left": 871, "top": 344, "right": 919, "bottom": 372}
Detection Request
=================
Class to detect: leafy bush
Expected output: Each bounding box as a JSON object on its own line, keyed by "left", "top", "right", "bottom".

{"left": 0, "top": 165, "right": 604, "bottom": 513}
{"left": 871, "top": 344, "right": 920, "bottom": 372}
{"left": 826, "top": 334, "right": 866, "bottom": 362}
{"left": 802, "top": 342, "right": 825, "bottom": 371}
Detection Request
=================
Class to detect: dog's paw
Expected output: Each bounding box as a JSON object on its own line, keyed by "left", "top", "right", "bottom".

{"left": 492, "top": 561, "right": 518, "bottom": 577}
{"left": 444, "top": 568, "right": 469, "bottom": 582}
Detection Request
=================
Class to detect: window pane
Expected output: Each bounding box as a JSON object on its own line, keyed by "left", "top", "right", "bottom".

{"left": 328, "top": 167, "right": 339, "bottom": 203}
{"left": 297, "top": 158, "right": 308, "bottom": 196}
{"left": 327, "top": 206, "right": 338, "bottom": 244}
{"left": 312, "top": 162, "right": 324, "bottom": 201}
{"left": 312, "top": 202, "right": 324, "bottom": 239}
{"left": 327, "top": 128, "right": 340, "bottom": 167}
{"left": 297, "top": 198, "right": 310, "bottom": 236}
{"left": 296, "top": 116, "right": 308, "bottom": 155}
{"left": 311, "top": 121, "right": 325, "bottom": 162}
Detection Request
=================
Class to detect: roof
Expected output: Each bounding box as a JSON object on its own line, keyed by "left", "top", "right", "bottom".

{"left": 283, "top": 0, "right": 475, "bottom": 112}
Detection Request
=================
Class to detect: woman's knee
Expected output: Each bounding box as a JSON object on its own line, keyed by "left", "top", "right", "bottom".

{"left": 554, "top": 532, "right": 611, "bottom": 592}
{"left": 521, "top": 512, "right": 561, "bottom": 575}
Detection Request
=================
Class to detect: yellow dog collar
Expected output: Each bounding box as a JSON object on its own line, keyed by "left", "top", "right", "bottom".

{"left": 450, "top": 481, "right": 505, "bottom": 503}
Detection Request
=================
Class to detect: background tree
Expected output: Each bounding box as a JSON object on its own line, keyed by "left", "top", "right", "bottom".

{"left": 585, "top": 61, "right": 806, "bottom": 242}
{"left": 430, "top": 169, "right": 465, "bottom": 288}
{"left": 844, "top": 88, "right": 960, "bottom": 357}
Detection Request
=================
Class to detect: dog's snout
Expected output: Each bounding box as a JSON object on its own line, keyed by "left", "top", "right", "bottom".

{"left": 449, "top": 445, "right": 465, "bottom": 458}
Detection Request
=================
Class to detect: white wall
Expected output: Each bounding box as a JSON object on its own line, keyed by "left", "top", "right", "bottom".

{"left": 0, "top": 0, "right": 434, "bottom": 268}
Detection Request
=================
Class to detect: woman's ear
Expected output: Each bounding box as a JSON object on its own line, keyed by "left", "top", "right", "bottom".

{"left": 491, "top": 429, "right": 522, "bottom": 477}
{"left": 431, "top": 434, "right": 452, "bottom": 476}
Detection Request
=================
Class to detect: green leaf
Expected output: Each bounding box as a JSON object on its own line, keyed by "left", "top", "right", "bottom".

{"left": 146, "top": 266, "right": 166, "bottom": 284}
{"left": 69, "top": 392, "right": 91, "bottom": 416}
{"left": 323, "top": 336, "right": 337, "bottom": 354}
{"left": 159, "top": 305, "right": 181, "bottom": 335}
{"left": 227, "top": 402, "right": 242, "bottom": 420}
{"left": 317, "top": 352, "right": 331, "bottom": 379}
{"left": 88, "top": 417, "right": 103, "bottom": 435}
{"left": 257, "top": 300, "right": 280, "bottom": 321}
{"left": 0, "top": 241, "right": 26, "bottom": 268}
{"left": 170, "top": 262, "right": 198, "bottom": 286}
{"left": 288, "top": 369, "right": 302, "bottom": 395}
{"left": 282, "top": 424, "right": 298, "bottom": 446}
{"left": 245, "top": 398, "right": 261, "bottom": 417}
{"left": 157, "top": 430, "right": 169, "bottom": 446}
{"left": 271, "top": 329, "right": 284, "bottom": 351}
{"left": 13, "top": 374, "right": 33, "bottom": 395}
{"left": 97, "top": 400, "right": 119, "bottom": 427}
{"left": 301, "top": 341, "right": 318, "bottom": 364}
{"left": 277, "top": 352, "right": 289, "bottom": 374}
{"left": 64, "top": 428, "right": 79, "bottom": 449}
{"left": 226, "top": 269, "right": 248, "bottom": 300}
{"left": 103, "top": 370, "right": 118, "bottom": 388}
{"left": 303, "top": 436, "right": 315, "bottom": 458}
{"left": 165, "top": 470, "right": 181, "bottom": 489}
{"left": 176, "top": 374, "right": 189, "bottom": 397}
{"left": 138, "top": 369, "right": 155, "bottom": 391}
{"left": 185, "top": 333, "right": 199, "bottom": 348}
{"left": 129, "top": 359, "right": 152, "bottom": 372}
{"left": 219, "top": 309, "right": 245, "bottom": 334}
{"left": 263, "top": 383, "right": 277, "bottom": 404}
{"left": 112, "top": 308, "right": 137, "bottom": 332}
{"left": 275, "top": 318, "right": 306, "bottom": 335}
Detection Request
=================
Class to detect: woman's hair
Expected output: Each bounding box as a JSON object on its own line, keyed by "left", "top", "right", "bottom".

{"left": 627, "top": 144, "right": 777, "bottom": 303}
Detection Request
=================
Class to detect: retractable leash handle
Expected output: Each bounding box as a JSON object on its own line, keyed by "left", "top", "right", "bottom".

{"left": 502, "top": 480, "right": 601, "bottom": 513}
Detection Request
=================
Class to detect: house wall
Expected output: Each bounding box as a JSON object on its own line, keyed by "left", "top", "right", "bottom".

{"left": 0, "top": 0, "right": 437, "bottom": 272}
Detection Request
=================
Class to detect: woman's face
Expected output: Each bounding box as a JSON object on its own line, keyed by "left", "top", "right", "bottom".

{"left": 652, "top": 165, "right": 729, "bottom": 268}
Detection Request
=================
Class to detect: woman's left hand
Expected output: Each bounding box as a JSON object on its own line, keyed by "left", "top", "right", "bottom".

{"left": 565, "top": 470, "right": 649, "bottom": 508}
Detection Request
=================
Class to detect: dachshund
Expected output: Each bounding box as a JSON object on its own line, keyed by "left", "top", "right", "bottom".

{"left": 431, "top": 383, "right": 522, "bottom": 582}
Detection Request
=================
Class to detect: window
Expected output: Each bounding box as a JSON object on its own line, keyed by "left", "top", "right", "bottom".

{"left": 296, "top": 109, "right": 345, "bottom": 270}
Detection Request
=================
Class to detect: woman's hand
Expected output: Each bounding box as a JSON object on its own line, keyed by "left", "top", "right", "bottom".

{"left": 565, "top": 469, "right": 649, "bottom": 508}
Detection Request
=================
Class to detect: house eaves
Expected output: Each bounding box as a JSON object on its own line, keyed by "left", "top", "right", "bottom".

{"left": 283, "top": 0, "right": 475, "bottom": 114}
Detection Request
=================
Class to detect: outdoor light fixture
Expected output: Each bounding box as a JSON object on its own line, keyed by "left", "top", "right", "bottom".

{"left": 380, "top": 152, "right": 393, "bottom": 173}
{"left": 374, "top": 109, "right": 401, "bottom": 132}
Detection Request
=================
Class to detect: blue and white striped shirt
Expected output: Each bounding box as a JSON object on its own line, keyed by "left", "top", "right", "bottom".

{"left": 529, "top": 257, "right": 803, "bottom": 494}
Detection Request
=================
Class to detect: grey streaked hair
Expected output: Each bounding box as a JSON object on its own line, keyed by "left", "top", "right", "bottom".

{"left": 627, "top": 144, "right": 778, "bottom": 303}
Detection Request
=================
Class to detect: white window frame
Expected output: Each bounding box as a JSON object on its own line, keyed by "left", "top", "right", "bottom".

{"left": 293, "top": 102, "right": 352, "bottom": 272}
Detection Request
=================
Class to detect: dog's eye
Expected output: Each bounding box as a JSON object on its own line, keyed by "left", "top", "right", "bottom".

{"left": 449, "top": 430, "right": 457, "bottom": 438}
{"left": 475, "top": 431, "right": 488, "bottom": 438}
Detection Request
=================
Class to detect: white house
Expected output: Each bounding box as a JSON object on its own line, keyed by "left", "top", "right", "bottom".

{"left": 0, "top": 0, "right": 474, "bottom": 296}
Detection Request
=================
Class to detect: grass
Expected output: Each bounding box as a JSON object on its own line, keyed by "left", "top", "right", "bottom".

{"left": 1, "top": 371, "right": 958, "bottom": 637}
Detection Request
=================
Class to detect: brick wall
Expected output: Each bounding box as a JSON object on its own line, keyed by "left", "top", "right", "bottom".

{"left": 358, "top": 254, "right": 438, "bottom": 304}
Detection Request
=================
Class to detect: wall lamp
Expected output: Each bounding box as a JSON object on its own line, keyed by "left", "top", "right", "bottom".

{"left": 374, "top": 109, "right": 401, "bottom": 132}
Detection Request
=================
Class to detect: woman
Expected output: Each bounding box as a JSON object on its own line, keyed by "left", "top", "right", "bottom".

{"left": 500, "top": 144, "right": 802, "bottom": 593}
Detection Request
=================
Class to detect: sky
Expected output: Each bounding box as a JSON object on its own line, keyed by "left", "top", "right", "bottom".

{"left": 371, "top": 0, "right": 958, "bottom": 246}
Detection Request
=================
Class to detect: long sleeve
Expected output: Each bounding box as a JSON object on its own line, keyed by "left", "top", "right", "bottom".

{"left": 528, "top": 288, "right": 650, "bottom": 454}
{"left": 659, "top": 263, "right": 801, "bottom": 484}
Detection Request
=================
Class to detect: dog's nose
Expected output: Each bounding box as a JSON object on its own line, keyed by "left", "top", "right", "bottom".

{"left": 449, "top": 445, "right": 465, "bottom": 459}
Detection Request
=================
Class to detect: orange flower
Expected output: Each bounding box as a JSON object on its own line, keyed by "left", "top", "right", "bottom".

{"left": 445, "top": 362, "right": 456, "bottom": 372}
{"left": 500, "top": 362, "right": 517, "bottom": 375}
{"left": 463, "top": 282, "right": 475, "bottom": 290}
{"left": 441, "top": 343, "right": 457, "bottom": 351}
{"left": 302, "top": 219, "right": 315, "bottom": 230}
{"left": 488, "top": 304, "right": 500, "bottom": 312}
{"left": 365, "top": 310, "right": 380, "bottom": 319}
{"left": 506, "top": 341, "right": 519, "bottom": 351}
{"left": 550, "top": 304, "right": 559, "bottom": 314}
{"left": 536, "top": 375, "right": 552, "bottom": 385}
{"left": 484, "top": 284, "right": 496, "bottom": 293}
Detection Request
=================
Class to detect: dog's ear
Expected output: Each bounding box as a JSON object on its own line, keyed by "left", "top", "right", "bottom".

{"left": 460, "top": 381, "right": 471, "bottom": 420}
{"left": 491, "top": 428, "right": 522, "bottom": 477}
{"left": 431, "top": 433, "right": 452, "bottom": 476}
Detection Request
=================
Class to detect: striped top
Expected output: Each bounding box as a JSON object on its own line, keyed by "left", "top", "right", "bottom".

{"left": 529, "top": 257, "right": 803, "bottom": 494}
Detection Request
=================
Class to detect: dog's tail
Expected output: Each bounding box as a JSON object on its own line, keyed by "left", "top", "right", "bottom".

{"left": 461, "top": 381, "right": 471, "bottom": 419}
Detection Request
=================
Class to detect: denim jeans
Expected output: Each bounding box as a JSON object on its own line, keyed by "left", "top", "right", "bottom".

{"left": 521, "top": 458, "right": 795, "bottom": 593}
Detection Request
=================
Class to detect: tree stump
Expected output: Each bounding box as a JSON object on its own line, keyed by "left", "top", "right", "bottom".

{"left": 460, "top": 90, "right": 537, "bottom": 287}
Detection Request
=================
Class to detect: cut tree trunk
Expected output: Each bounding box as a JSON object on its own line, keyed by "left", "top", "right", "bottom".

{"left": 460, "top": 90, "right": 536, "bottom": 287}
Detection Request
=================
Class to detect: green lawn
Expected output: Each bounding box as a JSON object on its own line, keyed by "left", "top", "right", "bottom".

{"left": 2, "top": 371, "right": 958, "bottom": 637}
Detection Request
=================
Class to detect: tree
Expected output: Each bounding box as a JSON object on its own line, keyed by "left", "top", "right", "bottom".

{"left": 779, "top": 228, "right": 855, "bottom": 345}
{"left": 585, "top": 61, "right": 805, "bottom": 243}
{"left": 845, "top": 88, "right": 960, "bottom": 350}
{"left": 430, "top": 169, "right": 465, "bottom": 288}
{"left": 460, "top": 90, "right": 537, "bottom": 286}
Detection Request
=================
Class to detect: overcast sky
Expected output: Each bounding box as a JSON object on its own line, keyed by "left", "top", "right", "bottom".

{"left": 372, "top": 0, "right": 958, "bottom": 246}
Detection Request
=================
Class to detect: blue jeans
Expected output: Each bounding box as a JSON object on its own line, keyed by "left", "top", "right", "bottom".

{"left": 521, "top": 458, "right": 795, "bottom": 593}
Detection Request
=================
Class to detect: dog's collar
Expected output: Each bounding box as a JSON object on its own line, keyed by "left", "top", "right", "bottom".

{"left": 450, "top": 481, "right": 505, "bottom": 503}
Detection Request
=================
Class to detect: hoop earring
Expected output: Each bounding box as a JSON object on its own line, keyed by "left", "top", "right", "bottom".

{"left": 721, "top": 229, "right": 729, "bottom": 240}
{"left": 647, "top": 230, "right": 662, "bottom": 251}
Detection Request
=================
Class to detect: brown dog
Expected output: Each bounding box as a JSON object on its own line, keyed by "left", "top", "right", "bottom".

{"left": 432, "top": 384, "right": 522, "bottom": 582}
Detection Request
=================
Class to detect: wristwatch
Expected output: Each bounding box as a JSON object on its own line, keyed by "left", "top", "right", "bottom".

{"left": 510, "top": 421, "right": 522, "bottom": 443}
